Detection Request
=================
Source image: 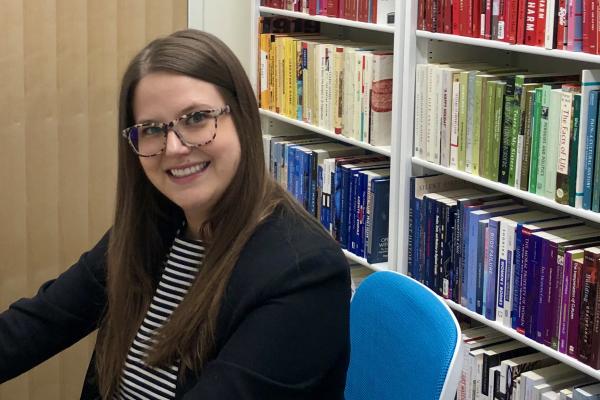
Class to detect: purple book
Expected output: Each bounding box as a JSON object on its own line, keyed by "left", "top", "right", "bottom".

{"left": 559, "top": 250, "right": 575, "bottom": 353}
{"left": 567, "top": 252, "right": 585, "bottom": 358}
{"left": 485, "top": 218, "right": 501, "bottom": 320}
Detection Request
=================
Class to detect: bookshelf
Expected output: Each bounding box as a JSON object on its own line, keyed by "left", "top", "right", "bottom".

{"left": 251, "top": 2, "right": 405, "bottom": 273}
{"left": 403, "top": 0, "right": 600, "bottom": 384}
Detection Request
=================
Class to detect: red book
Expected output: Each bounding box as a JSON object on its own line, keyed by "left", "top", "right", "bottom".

{"left": 583, "top": 0, "right": 594, "bottom": 52}
{"left": 338, "top": 0, "right": 345, "bottom": 17}
{"left": 357, "top": 0, "right": 369, "bottom": 21}
{"left": 437, "top": 0, "right": 445, "bottom": 31}
{"left": 497, "top": 0, "right": 507, "bottom": 39}
{"left": 506, "top": 0, "right": 520, "bottom": 42}
{"left": 419, "top": 0, "right": 427, "bottom": 29}
{"left": 484, "top": 0, "right": 493, "bottom": 38}
{"left": 472, "top": 0, "right": 481, "bottom": 36}
{"left": 344, "top": 0, "right": 358, "bottom": 19}
{"left": 589, "top": 0, "right": 599, "bottom": 53}
{"left": 309, "top": 0, "right": 317, "bottom": 14}
{"left": 556, "top": 0, "right": 568, "bottom": 48}
{"left": 524, "top": 0, "right": 538, "bottom": 45}
{"left": 272, "top": 0, "right": 284, "bottom": 8}
{"left": 426, "top": 0, "right": 434, "bottom": 31}
{"left": 444, "top": 0, "right": 453, "bottom": 32}
{"left": 517, "top": 0, "right": 528, "bottom": 42}
{"left": 326, "top": 0, "right": 339, "bottom": 16}
{"left": 459, "top": 0, "right": 470, "bottom": 34}
{"left": 453, "top": 0, "right": 461, "bottom": 32}
{"left": 535, "top": 0, "right": 547, "bottom": 46}
{"left": 578, "top": 247, "right": 600, "bottom": 367}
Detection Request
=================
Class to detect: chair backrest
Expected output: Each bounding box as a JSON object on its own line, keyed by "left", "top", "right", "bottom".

{"left": 344, "top": 271, "right": 463, "bottom": 400}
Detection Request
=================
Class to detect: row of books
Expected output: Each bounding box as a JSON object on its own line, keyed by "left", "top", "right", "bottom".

{"left": 260, "top": 0, "right": 395, "bottom": 25}
{"left": 455, "top": 324, "right": 600, "bottom": 399}
{"left": 258, "top": 22, "right": 393, "bottom": 146}
{"left": 415, "top": 65, "right": 600, "bottom": 211}
{"left": 408, "top": 174, "right": 600, "bottom": 369}
{"left": 417, "top": 0, "right": 597, "bottom": 54}
{"left": 263, "top": 132, "right": 390, "bottom": 263}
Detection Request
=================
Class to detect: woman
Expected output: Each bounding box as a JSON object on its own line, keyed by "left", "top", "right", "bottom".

{"left": 0, "top": 29, "right": 351, "bottom": 399}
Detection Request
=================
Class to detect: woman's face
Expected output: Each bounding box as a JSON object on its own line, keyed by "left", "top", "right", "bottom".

{"left": 133, "top": 72, "right": 241, "bottom": 230}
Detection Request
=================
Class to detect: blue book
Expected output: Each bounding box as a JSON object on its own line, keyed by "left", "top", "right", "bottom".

{"left": 358, "top": 168, "right": 390, "bottom": 258}
{"left": 583, "top": 90, "right": 600, "bottom": 210}
{"left": 485, "top": 218, "right": 501, "bottom": 320}
{"left": 408, "top": 175, "right": 470, "bottom": 282}
{"left": 339, "top": 161, "right": 389, "bottom": 249}
{"left": 332, "top": 156, "right": 387, "bottom": 242}
{"left": 513, "top": 218, "right": 583, "bottom": 333}
{"left": 475, "top": 219, "right": 489, "bottom": 315}
{"left": 366, "top": 178, "right": 391, "bottom": 264}
{"left": 464, "top": 203, "right": 527, "bottom": 311}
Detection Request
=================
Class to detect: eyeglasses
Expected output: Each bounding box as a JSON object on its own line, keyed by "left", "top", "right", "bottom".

{"left": 122, "top": 105, "right": 231, "bottom": 157}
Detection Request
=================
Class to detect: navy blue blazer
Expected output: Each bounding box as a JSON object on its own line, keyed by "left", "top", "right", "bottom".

{"left": 0, "top": 206, "right": 351, "bottom": 399}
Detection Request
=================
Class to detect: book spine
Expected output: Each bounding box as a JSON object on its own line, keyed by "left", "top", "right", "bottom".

{"left": 366, "top": 179, "right": 390, "bottom": 264}
{"left": 556, "top": 91, "right": 573, "bottom": 204}
{"left": 592, "top": 99, "right": 600, "bottom": 211}
{"left": 511, "top": 223, "right": 524, "bottom": 329}
{"left": 458, "top": 72, "right": 470, "bottom": 171}
{"left": 535, "top": 0, "right": 547, "bottom": 46}
{"left": 476, "top": 220, "right": 489, "bottom": 313}
{"left": 525, "top": 233, "right": 542, "bottom": 339}
{"left": 557, "top": 0, "right": 568, "bottom": 49}
{"left": 490, "top": 82, "right": 506, "bottom": 181}
{"left": 451, "top": 77, "right": 461, "bottom": 169}
{"left": 545, "top": 0, "right": 558, "bottom": 48}
{"left": 499, "top": 77, "right": 516, "bottom": 183}
{"left": 559, "top": 250, "right": 574, "bottom": 353}
{"left": 567, "top": 0, "right": 583, "bottom": 51}
{"left": 508, "top": 80, "right": 524, "bottom": 186}
{"left": 524, "top": 0, "right": 539, "bottom": 45}
{"left": 568, "top": 94, "right": 582, "bottom": 207}
{"left": 550, "top": 245, "right": 565, "bottom": 349}
{"left": 486, "top": 219, "right": 501, "bottom": 320}
{"left": 577, "top": 250, "right": 599, "bottom": 364}
{"left": 519, "top": 90, "right": 536, "bottom": 190}
{"left": 567, "top": 256, "right": 584, "bottom": 357}
{"left": 408, "top": 177, "right": 417, "bottom": 278}
{"left": 529, "top": 88, "right": 543, "bottom": 192}
{"left": 583, "top": 90, "right": 599, "bottom": 210}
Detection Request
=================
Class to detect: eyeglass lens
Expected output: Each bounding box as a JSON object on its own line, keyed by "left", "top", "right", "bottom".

{"left": 130, "top": 113, "right": 217, "bottom": 156}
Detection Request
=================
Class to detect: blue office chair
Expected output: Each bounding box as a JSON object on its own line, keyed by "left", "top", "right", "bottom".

{"left": 345, "top": 271, "right": 463, "bottom": 400}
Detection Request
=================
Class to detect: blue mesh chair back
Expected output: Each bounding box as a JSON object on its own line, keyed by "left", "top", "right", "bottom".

{"left": 345, "top": 271, "right": 463, "bottom": 400}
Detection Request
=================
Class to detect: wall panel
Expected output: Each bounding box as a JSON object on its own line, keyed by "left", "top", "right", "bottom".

{"left": 0, "top": 1, "right": 188, "bottom": 398}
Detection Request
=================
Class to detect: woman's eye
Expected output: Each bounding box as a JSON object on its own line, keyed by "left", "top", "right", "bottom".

{"left": 185, "top": 112, "right": 207, "bottom": 125}
{"left": 141, "top": 125, "right": 164, "bottom": 136}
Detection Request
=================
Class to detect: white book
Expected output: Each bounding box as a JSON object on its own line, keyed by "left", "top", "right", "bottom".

{"left": 543, "top": 391, "right": 561, "bottom": 400}
{"left": 426, "top": 64, "right": 441, "bottom": 162}
{"left": 519, "top": 363, "right": 576, "bottom": 400}
{"left": 533, "top": 374, "right": 592, "bottom": 400}
{"left": 500, "top": 352, "right": 556, "bottom": 400}
{"left": 465, "top": 70, "right": 480, "bottom": 173}
{"left": 576, "top": 70, "right": 600, "bottom": 208}
{"left": 574, "top": 383, "right": 600, "bottom": 399}
{"left": 369, "top": 51, "right": 393, "bottom": 146}
{"left": 544, "top": 0, "right": 557, "bottom": 49}
{"left": 450, "top": 73, "right": 461, "bottom": 168}
{"left": 343, "top": 47, "right": 358, "bottom": 138}
{"left": 414, "top": 63, "right": 427, "bottom": 159}
{"left": 560, "top": 388, "right": 574, "bottom": 400}
{"left": 440, "top": 66, "right": 460, "bottom": 167}
{"left": 375, "top": 0, "right": 395, "bottom": 24}
{"left": 489, "top": 365, "right": 503, "bottom": 400}
{"left": 360, "top": 51, "right": 374, "bottom": 143}
{"left": 461, "top": 335, "right": 509, "bottom": 400}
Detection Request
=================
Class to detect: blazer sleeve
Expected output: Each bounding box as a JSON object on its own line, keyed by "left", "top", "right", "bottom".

{"left": 0, "top": 230, "right": 109, "bottom": 383}
{"left": 181, "top": 246, "right": 351, "bottom": 400}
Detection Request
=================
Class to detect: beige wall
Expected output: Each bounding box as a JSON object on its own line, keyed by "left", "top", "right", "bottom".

{"left": 0, "top": 1, "right": 188, "bottom": 399}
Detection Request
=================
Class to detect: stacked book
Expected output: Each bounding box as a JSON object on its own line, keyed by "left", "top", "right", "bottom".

{"left": 264, "top": 132, "right": 390, "bottom": 263}
{"left": 415, "top": 65, "right": 600, "bottom": 212}
{"left": 258, "top": 16, "right": 394, "bottom": 146}
{"left": 408, "top": 174, "right": 600, "bottom": 369}
{"left": 417, "top": 0, "right": 600, "bottom": 54}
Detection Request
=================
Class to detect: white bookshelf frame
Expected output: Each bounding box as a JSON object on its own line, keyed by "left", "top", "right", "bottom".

{"left": 251, "top": 1, "right": 405, "bottom": 273}
{"left": 403, "top": 0, "right": 600, "bottom": 380}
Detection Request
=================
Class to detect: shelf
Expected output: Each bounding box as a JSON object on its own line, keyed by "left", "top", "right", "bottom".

{"left": 343, "top": 249, "right": 389, "bottom": 272}
{"left": 445, "top": 299, "right": 600, "bottom": 381}
{"left": 412, "top": 157, "right": 600, "bottom": 225}
{"left": 416, "top": 31, "right": 600, "bottom": 64}
{"left": 260, "top": 109, "right": 392, "bottom": 156}
{"left": 259, "top": 6, "right": 395, "bottom": 33}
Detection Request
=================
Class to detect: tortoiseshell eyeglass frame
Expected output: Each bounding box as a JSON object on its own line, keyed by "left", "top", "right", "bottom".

{"left": 121, "top": 105, "right": 231, "bottom": 157}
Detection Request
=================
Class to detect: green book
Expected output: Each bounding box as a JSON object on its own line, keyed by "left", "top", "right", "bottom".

{"left": 556, "top": 91, "right": 576, "bottom": 204}
{"left": 472, "top": 74, "right": 486, "bottom": 176}
{"left": 481, "top": 80, "right": 499, "bottom": 179}
{"left": 458, "top": 70, "right": 472, "bottom": 171}
{"left": 499, "top": 75, "right": 517, "bottom": 184}
{"left": 593, "top": 100, "right": 600, "bottom": 211}
{"left": 545, "top": 88, "right": 563, "bottom": 200}
{"left": 568, "top": 93, "right": 582, "bottom": 207}
{"left": 518, "top": 86, "right": 540, "bottom": 191}
{"left": 489, "top": 81, "right": 507, "bottom": 181}
{"left": 508, "top": 73, "right": 580, "bottom": 187}
{"left": 529, "top": 87, "right": 544, "bottom": 193}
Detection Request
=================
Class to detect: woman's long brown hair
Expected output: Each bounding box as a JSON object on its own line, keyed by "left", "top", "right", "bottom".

{"left": 94, "top": 29, "right": 317, "bottom": 398}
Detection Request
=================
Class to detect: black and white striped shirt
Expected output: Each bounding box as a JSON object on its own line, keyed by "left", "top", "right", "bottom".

{"left": 115, "top": 234, "right": 205, "bottom": 400}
